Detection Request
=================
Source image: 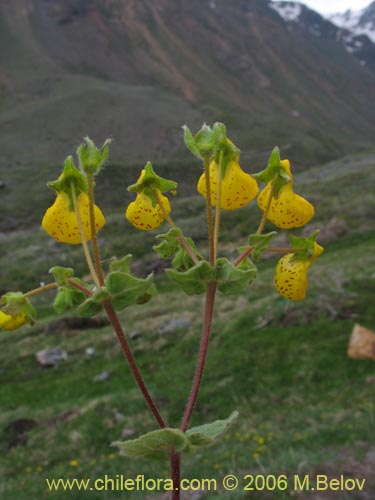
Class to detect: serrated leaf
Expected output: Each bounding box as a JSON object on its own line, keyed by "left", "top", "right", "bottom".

{"left": 172, "top": 238, "right": 203, "bottom": 271}
{"left": 165, "top": 261, "right": 214, "bottom": 295}
{"left": 153, "top": 228, "right": 182, "bottom": 259}
{"left": 53, "top": 283, "right": 87, "bottom": 314}
{"left": 248, "top": 231, "right": 277, "bottom": 260}
{"left": 215, "top": 258, "right": 257, "bottom": 295}
{"left": 78, "top": 297, "right": 103, "bottom": 317}
{"left": 187, "top": 411, "right": 239, "bottom": 448}
{"left": 49, "top": 266, "right": 74, "bottom": 286}
{"left": 110, "top": 255, "right": 133, "bottom": 273}
{"left": 106, "top": 272, "right": 155, "bottom": 311}
{"left": 111, "top": 428, "right": 188, "bottom": 460}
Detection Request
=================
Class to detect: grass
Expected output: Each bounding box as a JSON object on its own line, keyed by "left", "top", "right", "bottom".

{"left": 0, "top": 152, "right": 374, "bottom": 499}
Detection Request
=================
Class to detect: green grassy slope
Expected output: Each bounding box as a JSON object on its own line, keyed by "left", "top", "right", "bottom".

{"left": 0, "top": 152, "right": 374, "bottom": 499}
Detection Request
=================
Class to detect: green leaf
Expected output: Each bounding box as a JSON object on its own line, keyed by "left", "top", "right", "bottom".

{"left": 215, "top": 258, "right": 257, "bottom": 295}
{"left": 248, "top": 232, "right": 277, "bottom": 260}
{"left": 172, "top": 238, "right": 203, "bottom": 271}
{"left": 49, "top": 266, "right": 74, "bottom": 286}
{"left": 187, "top": 411, "right": 239, "bottom": 448}
{"left": 105, "top": 272, "right": 155, "bottom": 311}
{"left": 165, "top": 261, "right": 214, "bottom": 295}
{"left": 109, "top": 255, "right": 133, "bottom": 274}
{"left": 153, "top": 228, "right": 183, "bottom": 259}
{"left": 78, "top": 298, "right": 103, "bottom": 317}
{"left": 53, "top": 281, "right": 87, "bottom": 314}
{"left": 111, "top": 428, "right": 188, "bottom": 460}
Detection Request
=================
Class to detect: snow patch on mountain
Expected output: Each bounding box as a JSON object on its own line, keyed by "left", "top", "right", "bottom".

{"left": 329, "top": 4, "right": 375, "bottom": 44}
{"left": 270, "top": 1, "right": 302, "bottom": 22}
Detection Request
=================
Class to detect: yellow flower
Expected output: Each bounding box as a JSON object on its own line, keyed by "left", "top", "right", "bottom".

{"left": 258, "top": 160, "right": 314, "bottom": 228}
{"left": 42, "top": 191, "right": 105, "bottom": 244}
{"left": 274, "top": 242, "right": 324, "bottom": 300}
{"left": 0, "top": 311, "right": 27, "bottom": 331}
{"left": 126, "top": 191, "right": 171, "bottom": 230}
{"left": 197, "top": 158, "right": 258, "bottom": 210}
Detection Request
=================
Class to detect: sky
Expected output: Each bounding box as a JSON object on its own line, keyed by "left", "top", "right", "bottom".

{"left": 289, "top": 0, "right": 371, "bottom": 14}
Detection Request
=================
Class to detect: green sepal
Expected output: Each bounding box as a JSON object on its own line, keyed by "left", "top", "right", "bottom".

{"left": 76, "top": 136, "right": 111, "bottom": 175}
{"left": 111, "top": 428, "right": 189, "bottom": 461}
{"left": 248, "top": 231, "right": 278, "bottom": 260}
{"left": 109, "top": 255, "right": 133, "bottom": 274}
{"left": 105, "top": 272, "right": 156, "bottom": 311}
{"left": 172, "top": 238, "right": 203, "bottom": 271}
{"left": 127, "top": 163, "right": 177, "bottom": 204}
{"left": 77, "top": 287, "right": 109, "bottom": 317}
{"left": 165, "top": 261, "right": 215, "bottom": 295}
{"left": 215, "top": 258, "right": 257, "bottom": 295}
{"left": 215, "top": 136, "right": 241, "bottom": 179}
{"left": 290, "top": 230, "right": 319, "bottom": 261}
{"left": 153, "top": 228, "right": 183, "bottom": 259}
{"left": 253, "top": 147, "right": 291, "bottom": 197}
{"left": 183, "top": 123, "right": 227, "bottom": 161}
{"left": 0, "top": 292, "right": 36, "bottom": 325}
{"left": 53, "top": 279, "right": 88, "bottom": 314}
{"left": 47, "top": 156, "right": 88, "bottom": 211}
{"left": 49, "top": 266, "right": 74, "bottom": 286}
{"left": 186, "top": 411, "right": 239, "bottom": 449}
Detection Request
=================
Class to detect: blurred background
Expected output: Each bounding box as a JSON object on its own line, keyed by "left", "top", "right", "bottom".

{"left": 0, "top": 1, "right": 374, "bottom": 498}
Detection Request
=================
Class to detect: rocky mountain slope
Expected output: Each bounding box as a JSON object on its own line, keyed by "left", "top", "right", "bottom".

{"left": 0, "top": 0, "right": 374, "bottom": 227}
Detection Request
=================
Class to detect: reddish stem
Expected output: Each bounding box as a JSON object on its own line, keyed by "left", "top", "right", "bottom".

{"left": 103, "top": 300, "right": 166, "bottom": 429}
{"left": 180, "top": 282, "right": 217, "bottom": 432}
{"left": 170, "top": 450, "right": 181, "bottom": 500}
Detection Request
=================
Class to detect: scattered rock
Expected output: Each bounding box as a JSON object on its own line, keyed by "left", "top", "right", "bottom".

{"left": 85, "top": 346, "right": 96, "bottom": 357}
{"left": 157, "top": 319, "right": 191, "bottom": 335}
{"left": 113, "top": 410, "right": 126, "bottom": 423}
{"left": 121, "top": 428, "right": 136, "bottom": 439}
{"left": 36, "top": 347, "right": 68, "bottom": 367}
{"left": 348, "top": 324, "right": 375, "bottom": 360}
{"left": 45, "top": 316, "right": 109, "bottom": 334}
{"left": 93, "top": 371, "right": 112, "bottom": 382}
{"left": 4, "top": 418, "right": 37, "bottom": 449}
{"left": 130, "top": 330, "right": 143, "bottom": 341}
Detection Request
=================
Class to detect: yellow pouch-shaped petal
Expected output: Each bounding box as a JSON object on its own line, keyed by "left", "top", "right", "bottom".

{"left": 126, "top": 191, "right": 171, "bottom": 230}
{"left": 258, "top": 183, "right": 314, "bottom": 228}
{"left": 0, "top": 311, "right": 27, "bottom": 331}
{"left": 42, "top": 192, "right": 105, "bottom": 244}
{"left": 274, "top": 242, "right": 323, "bottom": 300}
{"left": 197, "top": 159, "right": 258, "bottom": 210}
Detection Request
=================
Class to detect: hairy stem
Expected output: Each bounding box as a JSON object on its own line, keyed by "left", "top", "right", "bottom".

{"left": 71, "top": 183, "right": 100, "bottom": 288}
{"left": 233, "top": 246, "right": 254, "bottom": 267}
{"left": 103, "top": 300, "right": 167, "bottom": 429}
{"left": 24, "top": 282, "right": 57, "bottom": 298}
{"left": 170, "top": 451, "right": 181, "bottom": 500}
{"left": 87, "top": 174, "right": 105, "bottom": 286}
{"left": 213, "top": 152, "right": 224, "bottom": 262}
{"left": 181, "top": 282, "right": 217, "bottom": 432}
{"left": 203, "top": 158, "right": 215, "bottom": 265}
{"left": 257, "top": 183, "right": 274, "bottom": 235}
{"left": 66, "top": 279, "right": 93, "bottom": 296}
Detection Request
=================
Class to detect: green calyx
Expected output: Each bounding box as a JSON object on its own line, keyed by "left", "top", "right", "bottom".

{"left": 49, "top": 267, "right": 89, "bottom": 313}
{"left": 111, "top": 411, "right": 238, "bottom": 460}
{"left": 247, "top": 231, "right": 278, "bottom": 260}
{"left": 183, "top": 122, "right": 232, "bottom": 162}
{"left": 47, "top": 156, "right": 88, "bottom": 211}
{"left": 127, "top": 162, "right": 177, "bottom": 207}
{"left": 0, "top": 292, "right": 36, "bottom": 324}
{"left": 253, "top": 147, "right": 291, "bottom": 197}
{"left": 290, "top": 230, "right": 320, "bottom": 261}
{"left": 153, "top": 228, "right": 203, "bottom": 270}
{"left": 76, "top": 136, "right": 111, "bottom": 175}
